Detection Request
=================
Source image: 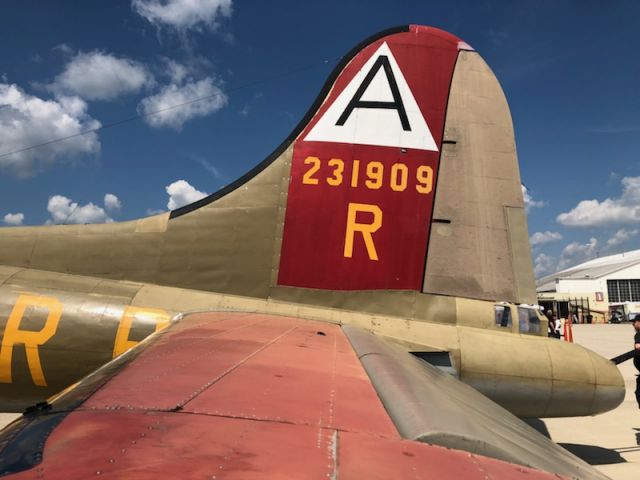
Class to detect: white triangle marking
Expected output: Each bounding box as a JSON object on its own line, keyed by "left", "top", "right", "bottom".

{"left": 304, "top": 42, "right": 438, "bottom": 152}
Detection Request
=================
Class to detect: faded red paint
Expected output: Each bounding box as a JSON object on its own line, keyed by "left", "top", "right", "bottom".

{"left": 278, "top": 26, "right": 461, "bottom": 290}
{"left": 338, "top": 431, "right": 563, "bottom": 480}
{"left": 185, "top": 319, "right": 396, "bottom": 435}
{"left": 5, "top": 312, "right": 567, "bottom": 479}
{"left": 8, "top": 412, "right": 565, "bottom": 480}
{"left": 84, "top": 313, "right": 396, "bottom": 435}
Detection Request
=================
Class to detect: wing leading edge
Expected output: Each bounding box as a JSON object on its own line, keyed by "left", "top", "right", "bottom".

{"left": 0, "top": 312, "right": 595, "bottom": 479}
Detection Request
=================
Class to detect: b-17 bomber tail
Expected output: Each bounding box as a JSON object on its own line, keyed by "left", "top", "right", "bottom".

{"left": 0, "top": 25, "right": 624, "bottom": 421}
{"left": 0, "top": 26, "right": 536, "bottom": 322}
{"left": 0, "top": 25, "right": 625, "bottom": 480}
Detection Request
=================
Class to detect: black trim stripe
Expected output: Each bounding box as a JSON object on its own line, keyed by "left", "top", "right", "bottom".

{"left": 169, "top": 25, "right": 410, "bottom": 219}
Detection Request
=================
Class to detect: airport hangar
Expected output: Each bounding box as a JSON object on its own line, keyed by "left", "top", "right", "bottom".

{"left": 536, "top": 249, "right": 640, "bottom": 323}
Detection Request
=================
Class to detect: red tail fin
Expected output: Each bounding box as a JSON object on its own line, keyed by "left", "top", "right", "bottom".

{"left": 279, "top": 26, "right": 464, "bottom": 290}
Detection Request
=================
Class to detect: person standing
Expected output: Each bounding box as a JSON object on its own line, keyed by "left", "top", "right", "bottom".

{"left": 545, "top": 310, "right": 561, "bottom": 339}
{"left": 554, "top": 314, "right": 562, "bottom": 339}
{"left": 546, "top": 310, "right": 555, "bottom": 337}
{"left": 634, "top": 317, "right": 640, "bottom": 408}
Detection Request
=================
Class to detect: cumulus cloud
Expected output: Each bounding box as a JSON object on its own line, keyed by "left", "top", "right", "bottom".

{"left": 0, "top": 83, "right": 100, "bottom": 177}
{"left": 534, "top": 253, "right": 555, "bottom": 277}
{"left": 535, "top": 236, "right": 611, "bottom": 277}
{"left": 557, "top": 176, "right": 640, "bottom": 227}
{"left": 138, "top": 78, "right": 227, "bottom": 129}
{"left": 104, "top": 193, "right": 122, "bottom": 212}
{"left": 46, "top": 194, "right": 121, "bottom": 224}
{"left": 530, "top": 231, "right": 563, "bottom": 247}
{"left": 521, "top": 184, "right": 545, "bottom": 212}
{"left": 49, "top": 51, "right": 152, "bottom": 101}
{"left": 132, "top": 0, "right": 232, "bottom": 31}
{"left": 166, "top": 180, "right": 207, "bottom": 210}
{"left": 606, "top": 228, "right": 639, "bottom": 248}
{"left": 3, "top": 213, "right": 24, "bottom": 226}
{"left": 165, "top": 59, "right": 189, "bottom": 84}
{"left": 557, "top": 237, "right": 599, "bottom": 270}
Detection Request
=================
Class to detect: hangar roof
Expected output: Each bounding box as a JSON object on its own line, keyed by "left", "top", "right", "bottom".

{"left": 536, "top": 249, "right": 640, "bottom": 292}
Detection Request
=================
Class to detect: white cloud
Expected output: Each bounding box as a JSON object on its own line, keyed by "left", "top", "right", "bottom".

{"left": 197, "top": 158, "right": 224, "bottom": 179}
{"left": 557, "top": 176, "right": 640, "bottom": 227}
{"left": 530, "top": 231, "right": 563, "bottom": 247}
{"left": 104, "top": 193, "right": 122, "bottom": 212}
{"left": 138, "top": 78, "right": 227, "bottom": 129}
{"left": 606, "top": 228, "right": 639, "bottom": 248}
{"left": 53, "top": 43, "right": 74, "bottom": 56}
{"left": 534, "top": 253, "right": 555, "bottom": 277}
{"left": 563, "top": 238, "right": 598, "bottom": 257}
{"left": 521, "top": 184, "right": 545, "bottom": 212}
{"left": 0, "top": 83, "right": 100, "bottom": 177}
{"left": 166, "top": 180, "right": 207, "bottom": 210}
{"left": 47, "top": 195, "right": 115, "bottom": 224}
{"left": 557, "top": 237, "right": 598, "bottom": 270}
{"left": 146, "top": 208, "right": 166, "bottom": 216}
{"left": 50, "top": 51, "right": 152, "bottom": 101}
{"left": 3, "top": 213, "right": 24, "bottom": 226}
{"left": 132, "top": 0, "right": 232, "bottom": 31}
{"left": 165, "top": 59, "right": 189, "bottom": 84}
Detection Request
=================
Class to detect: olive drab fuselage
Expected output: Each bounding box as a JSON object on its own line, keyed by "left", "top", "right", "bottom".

{"left": 0, "top": 275, "right": 170, "bottom": 410}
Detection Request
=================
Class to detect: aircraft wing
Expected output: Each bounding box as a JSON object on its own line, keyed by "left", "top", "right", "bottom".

{"left": 0, "top": 312, "right": 606, "bottom": 479}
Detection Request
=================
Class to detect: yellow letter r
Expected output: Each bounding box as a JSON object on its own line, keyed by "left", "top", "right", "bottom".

{"left": 343, "top": 203, "right": 383, "bottom": 261}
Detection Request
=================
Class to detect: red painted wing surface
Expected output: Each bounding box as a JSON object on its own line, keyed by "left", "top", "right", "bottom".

{"left": 0, "top": 313, "right": 564, "bottom": 479}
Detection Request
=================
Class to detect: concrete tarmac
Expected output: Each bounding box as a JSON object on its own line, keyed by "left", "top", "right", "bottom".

{"left": 0, "top": 323, "right": 637, "bottom": 479}
{"left": 541, "top": 323, "right": 639, "bottom": 480}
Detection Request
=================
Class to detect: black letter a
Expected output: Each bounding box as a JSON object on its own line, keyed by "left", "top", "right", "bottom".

{"left": 335, "top": 55, "right": 410, "bottom": 131}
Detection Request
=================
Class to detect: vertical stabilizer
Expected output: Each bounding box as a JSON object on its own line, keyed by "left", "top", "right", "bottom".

{"left": 423, "top": 50, "right": 536, "bottom": 304}
{"left": 0, "top": 26, "right": 536, "bottom": 312}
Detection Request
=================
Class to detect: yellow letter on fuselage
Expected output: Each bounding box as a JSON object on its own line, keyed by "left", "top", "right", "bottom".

{"left": 113, "top": 306, "right": 171, "bottom": 358}
{"left": 343, "top": 202, "right": 383, "bottom": 261}
{"left": 0, "top": 294, "right": 63, "bottom": 386}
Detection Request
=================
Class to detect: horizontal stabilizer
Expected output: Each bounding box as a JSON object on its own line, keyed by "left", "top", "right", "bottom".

{"left": 343, "top": 325, "right": 609, "bottom": 480}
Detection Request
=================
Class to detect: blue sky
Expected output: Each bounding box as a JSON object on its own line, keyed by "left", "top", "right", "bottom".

{"left": 0, "top": 0, "right": 639, "bottom": 278}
